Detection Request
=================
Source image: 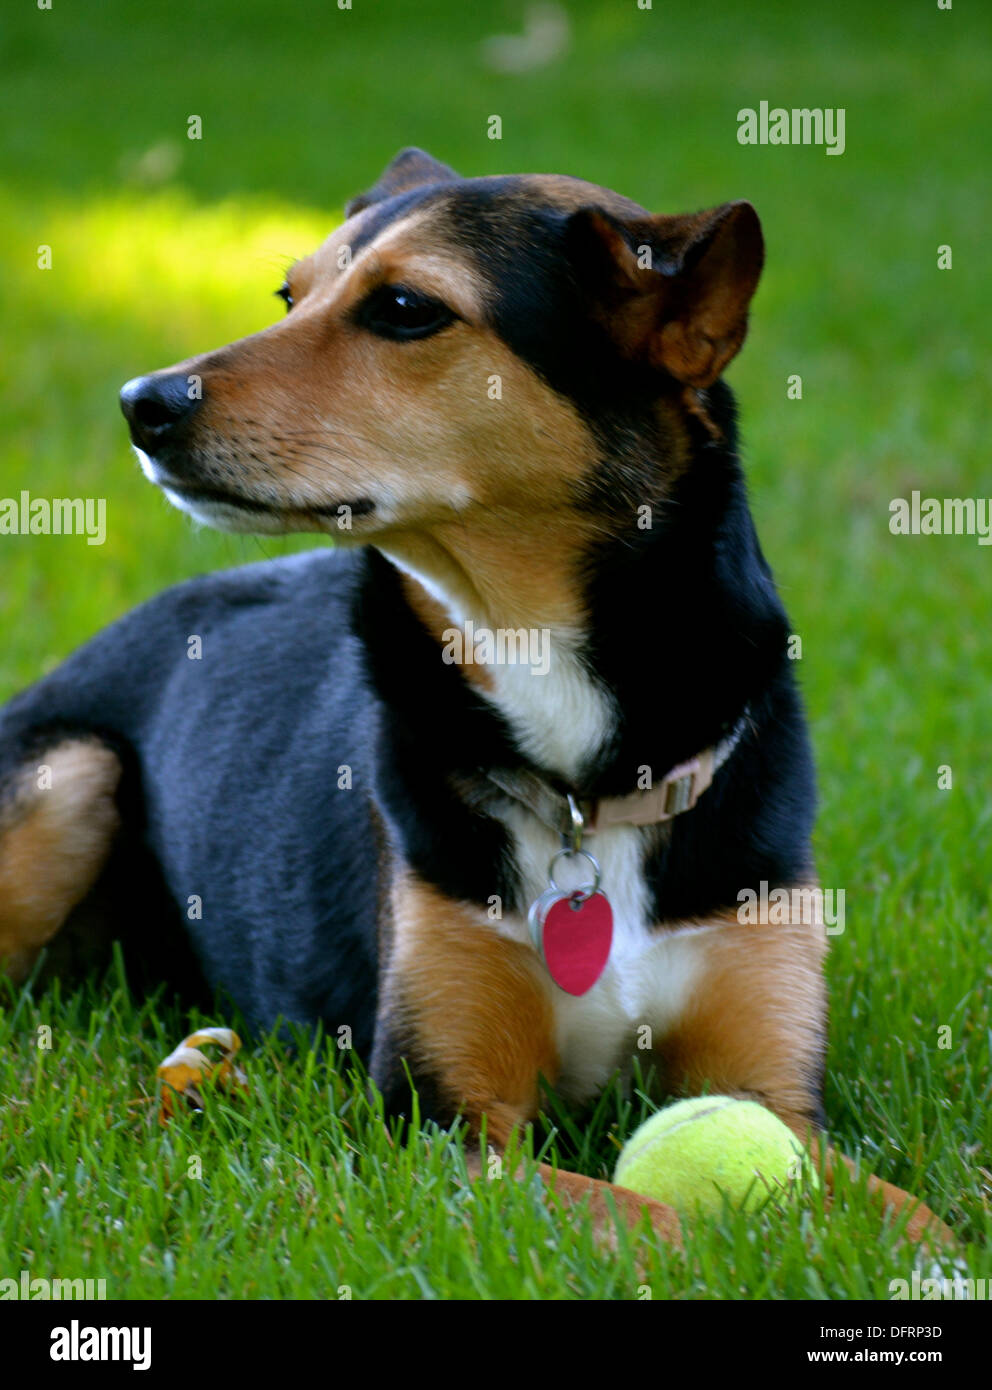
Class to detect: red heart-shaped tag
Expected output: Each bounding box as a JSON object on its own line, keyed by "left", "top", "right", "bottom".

{"left": 540, "top": 891, "right": 613, "bottom": 995}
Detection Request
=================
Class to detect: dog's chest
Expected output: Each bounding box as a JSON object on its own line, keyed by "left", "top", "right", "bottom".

{"left": 498, "top": 806, "right": 714, "bottom": 1104}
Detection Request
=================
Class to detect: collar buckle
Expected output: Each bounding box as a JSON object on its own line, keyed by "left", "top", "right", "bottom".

{"left": 662, "top": 756, "right": 704, "bottom": 817}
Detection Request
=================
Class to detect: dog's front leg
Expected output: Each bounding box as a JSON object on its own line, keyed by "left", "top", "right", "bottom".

{"left": 371, "top": 873, "right": 685, "bottom": 1246}
{"left": 660, "top": 914, "right": 955, "bottom": 1248}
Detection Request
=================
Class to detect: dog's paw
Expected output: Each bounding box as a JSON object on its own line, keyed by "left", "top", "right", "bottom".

{"left": 821, "top": 1145, "right": 958, "bottom": 1251}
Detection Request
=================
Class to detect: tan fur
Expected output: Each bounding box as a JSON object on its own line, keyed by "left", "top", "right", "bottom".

{"left": 655, "top": 903, "right": 953, "bottom": 1246}
{"left": 465, "top": 1147, "right": 686, "bottom": 1250}
{"left": 163, "top": 206, "right": 596, "bottom": 528}
{"left": 0, "top": 741, "right": 121, "bottom": 980}
{"left": 811, "top": 1142, "right": 954, "bottom": 1246}
{"left": 150, "top": 203, "right": 609, "bottom": 634}
{"left": 660, "top": 907, "right": 828, "bottom": 1125}
{"left": 388, "top": 873, "right": 690, "bottom": 1244}
{"left": 388, "top": 874, "right": 558, "bottom": 1144}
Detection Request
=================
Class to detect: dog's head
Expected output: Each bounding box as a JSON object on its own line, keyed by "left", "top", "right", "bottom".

{"left": 122, "top": 148, "right": 762, "bottom": 593}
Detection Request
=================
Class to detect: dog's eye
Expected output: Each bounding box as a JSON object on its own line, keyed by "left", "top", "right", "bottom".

{"left": 275, "top": 284, "right": 294, "bottom": 312}
{"left": 357, "top": 285, "right": 455, "bottom": 341}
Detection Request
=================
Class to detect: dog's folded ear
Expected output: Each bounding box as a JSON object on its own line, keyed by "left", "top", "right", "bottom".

{"left": 565, "top": 201, "right": 764, "bottom": 388}
{"left": 345, "top": 148, "right": 460, "bottom": 217}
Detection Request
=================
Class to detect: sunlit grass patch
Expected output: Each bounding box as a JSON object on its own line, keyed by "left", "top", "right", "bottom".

{"left": 1, "top": 185, "right": 333, "bottom": 361}
{"left": 0, "top": 187, "right": 337, "bottom": 694}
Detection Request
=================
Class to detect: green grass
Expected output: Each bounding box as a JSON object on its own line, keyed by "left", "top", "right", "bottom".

{"left": 2, "top": 959, "right": 986, "bottom": 1300}
{"left": 1, "top": 0, "right": 990, "bottom": 1298}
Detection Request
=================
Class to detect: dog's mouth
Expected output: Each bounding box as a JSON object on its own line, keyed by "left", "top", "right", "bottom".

{"left": 136, "top": 449, "right": 376, "bottom": 533}
{"left": 165, "top": 482, "right": 376, "bottom": 520}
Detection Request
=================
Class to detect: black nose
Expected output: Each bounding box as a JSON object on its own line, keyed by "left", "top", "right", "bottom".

{"left": 120, "top": 373, "right": 200, "bottom": 452}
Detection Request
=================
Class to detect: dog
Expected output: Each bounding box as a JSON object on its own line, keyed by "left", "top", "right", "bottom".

{"left": 0, "top": 148, "right": 951, "bottom": 1247}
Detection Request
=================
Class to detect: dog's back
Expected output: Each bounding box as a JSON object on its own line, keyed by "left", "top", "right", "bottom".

{"left": 0, "top": 548, "right": 380, "bottom": 1040}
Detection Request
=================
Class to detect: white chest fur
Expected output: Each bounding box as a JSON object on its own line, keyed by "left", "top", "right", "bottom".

{"left": 479, "top": 630, "right": 615, "bottom": 783}
{"left": 470, "top": 621, "right": 714, "bottom": 1101}
{"left": 497, "top": 804, "right": 716, "bottom": 1104}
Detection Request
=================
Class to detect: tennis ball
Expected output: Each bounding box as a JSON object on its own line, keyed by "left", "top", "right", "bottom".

{"left": 614, "top": 1096, "right": 818, "bottom": 1214}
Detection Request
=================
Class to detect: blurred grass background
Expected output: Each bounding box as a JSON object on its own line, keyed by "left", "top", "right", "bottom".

{"left": 0, "top": 0, "right": 989, "bottom": 1297}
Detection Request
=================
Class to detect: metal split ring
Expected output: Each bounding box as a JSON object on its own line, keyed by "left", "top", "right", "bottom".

{"left": 547, "top": 847, "right": 602, "bottom": 901}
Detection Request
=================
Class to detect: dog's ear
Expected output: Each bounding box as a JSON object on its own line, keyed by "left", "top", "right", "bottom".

{"left": 565, "top": 201, "right": 764, "bottom": 388}
{"left": 345, "top": 148, "right": 460, "bottom": 217}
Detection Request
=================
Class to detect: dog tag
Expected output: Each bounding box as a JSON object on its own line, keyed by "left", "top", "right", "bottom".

{"left": 534, "top": 889, "right": 613, "bottom": 996}
{"left": 528, "top": 888, "right": 567, "bottom": 950}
